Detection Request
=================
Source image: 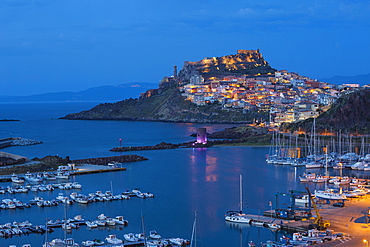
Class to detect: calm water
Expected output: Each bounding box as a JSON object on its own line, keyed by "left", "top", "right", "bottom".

{"left": 0, "top": 102, "right": 364, "bottom": 246}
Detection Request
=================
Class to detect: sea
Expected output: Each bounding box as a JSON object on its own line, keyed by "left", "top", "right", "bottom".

{"left": 0, "top": 101, "right": 366, "bottom": 247}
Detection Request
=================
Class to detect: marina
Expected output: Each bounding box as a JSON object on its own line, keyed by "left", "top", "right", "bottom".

{"left": 1, "top": 102, "right": 370, "bottom": 246}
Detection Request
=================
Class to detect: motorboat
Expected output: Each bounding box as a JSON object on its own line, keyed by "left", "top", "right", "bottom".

{"left": 55, "top": 171, "right": 69, "bottom": 179}
{"left": 85, "top": 221, "right": 98, "bottom": 228}
{"left": 251, "top": 220, "right": 265, "bottom": 227}
{"left": 149, "top": 230, "right": 161, "bottom": 239}
{"left": 93, "top": 239, "right": 105, "bottom": 246}
{"left": 169, "top": 238, "right": 189, "bottom": 245}
{"left": 267, "top": 222, "right": 281, "bottom": 230}
{"left": 114, "top": 216, "right": 128, "bottom": 225}
{"left": 299, "top": 173, "right": 316, "bottom": 182}
{"left": 24, "top": 172, "right": 42, "bottom": 182}
{"left": 124, "top": 233, "right": 138, "bottom": 242}
{"left": 105, "top": 234, "right": 123, "bottom": 244}
{"left": 81, "top": 240, "right": 95, "bottom": 246}
{"left": 11, "top": 174, "right": 25, "bottom": 183}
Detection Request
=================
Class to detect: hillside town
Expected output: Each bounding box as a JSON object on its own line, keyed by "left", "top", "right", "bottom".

{"left": 159, "top": 50, "right": 364, "bottom": 126}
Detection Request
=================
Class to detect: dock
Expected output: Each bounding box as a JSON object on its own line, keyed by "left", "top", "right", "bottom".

{"left": 0, "top": 165, "right": 126, "bottom": 182}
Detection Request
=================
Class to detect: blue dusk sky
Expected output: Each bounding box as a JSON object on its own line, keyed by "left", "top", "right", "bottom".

{"left": 1, "top": 0, "right": 370, "bottom": 96}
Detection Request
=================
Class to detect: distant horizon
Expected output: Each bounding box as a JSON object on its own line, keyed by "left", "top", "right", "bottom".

{"left": 2, "top": 1, "right": 369, "bottom": 97}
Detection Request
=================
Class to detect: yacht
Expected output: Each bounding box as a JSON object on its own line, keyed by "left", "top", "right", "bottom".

{"left": 105, "top": 234, "right": 123, "bottom": 244}
{"left": 314, "top": 189, "right": 347, "bottom": 200}
{"left": 24, "top": 172, "right": 42, "bottom": 182}
{"left": 11, "top": 174, "right": 25, "bottom": 183}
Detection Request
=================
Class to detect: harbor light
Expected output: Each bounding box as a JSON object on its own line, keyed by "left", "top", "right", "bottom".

{"left": 196, "top": 128, "right": 207, "bottom": 144}
{"left": 363, "top": 239, "right": 369, "bottom": 247}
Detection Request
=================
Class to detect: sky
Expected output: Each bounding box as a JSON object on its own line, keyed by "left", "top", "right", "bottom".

{"left": 1, "top": 0, "right": 370, "bottom": 96}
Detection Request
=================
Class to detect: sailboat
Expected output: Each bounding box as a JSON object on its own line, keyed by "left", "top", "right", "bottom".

{"left": 225, "top": 175, "right": 252, "bottom": 224}
{"left": 314, "top": 146, "right": 347, "bottom": 200}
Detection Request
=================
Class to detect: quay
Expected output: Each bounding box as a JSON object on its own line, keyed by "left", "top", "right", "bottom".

{"left": 0, "top": 164, "right": 126, "bottom": 182}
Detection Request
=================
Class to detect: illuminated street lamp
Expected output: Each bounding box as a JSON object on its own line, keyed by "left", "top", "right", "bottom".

{"left": 363, "top": 239, "right": 369, "bottom": 247}
{"left": 119, "top": 138, "right": 122, "bottom": 147}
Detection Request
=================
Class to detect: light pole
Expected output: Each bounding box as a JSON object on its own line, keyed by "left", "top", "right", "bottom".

{"left": 363, "top": 239, "right": 369, "bottom": 247}
{"left": 119, "top": 138, "right": 122, "bottom": 147}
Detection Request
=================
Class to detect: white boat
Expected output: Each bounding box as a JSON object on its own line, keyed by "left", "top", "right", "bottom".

{"left": 295, "top": 194, "right": 311, "bottom": 205}
{"left": 85, "top": 221, "right": 98, "bottom": 228}
{"left": 24, "top": 172, "right": 42, "bottom": 182}
{"left": 11, "top": 174, "right": 25, "bottom": 183}
{"left": 267, "top": 222, "right": 281, "bottom": 229}
{"left": 105, "top": 218, "right": 116, "bottom": 226}
{"left": 305, "top": 162, "right": 323, "bottom": 169}
{"left": 299, "top": 173, "right": 316, "bottom": 182}
{"left": 312, "top": 176, "right": 328, "bottom": 183}
{"left": 251, "top": 220, "right": 265, "bottom": 227}
{"left": 105, "top": 234, "right": 123, "bottom": 244}
{"left": 114, "top": 216, "right": 128, "bottom": 225}
{"left": 149, "top": 230, "right": 161, "bottom": 239}
{"left": 81, "top": 240, "right": 94, "bottom": 246}
{"left": 314, "top": 189, "right": 347, "bottom": 200}
{"left": 123, "top": 233, "right": 138, "bottom": 242}
{"left": 134, "top": 233, "right": 145, "bottom": 240}
{"left": 94, "top": 220, "right": 106, "bottom": 226}
{"left": 72, "top": 182, "right": 82, "bottom": 189}
{"left": 225, "top": 175, "right": 253, "bottom": 223}
{"left": 56, "top": 171, "right": 69, "bottom": 179}
{"left": 334, "top": 177, "right": 350, "bottom": 185}
{"left": 169, "top": 238, "right": 188, "bottom": 245}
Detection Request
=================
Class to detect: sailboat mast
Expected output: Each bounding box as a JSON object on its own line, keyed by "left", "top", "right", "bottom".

{"left": 190, "top": 211, "right": 197, "bottom": 247}
{"left": 239, "top": 174, "right": 243, "bottom": 212}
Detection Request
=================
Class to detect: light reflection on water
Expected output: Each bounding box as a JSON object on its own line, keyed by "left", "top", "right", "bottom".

{"left": 1, "top": 103, "right": 369, "bottom": 246}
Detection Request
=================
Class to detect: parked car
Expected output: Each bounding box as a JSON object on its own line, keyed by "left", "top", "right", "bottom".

{"left": 333, "top": 202, "right": 344, "bottom": 207}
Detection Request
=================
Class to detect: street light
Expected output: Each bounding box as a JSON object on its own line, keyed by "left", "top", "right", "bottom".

{"left": 363, "top": 239, "right": 369, "bottom": 247}
{"left": 119, "top": 138, "right": 122, "bottom": 147}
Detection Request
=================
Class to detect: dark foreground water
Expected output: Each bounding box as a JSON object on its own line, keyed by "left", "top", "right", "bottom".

{"left": 0, "top": 102, "right": 367, "bottom": 247}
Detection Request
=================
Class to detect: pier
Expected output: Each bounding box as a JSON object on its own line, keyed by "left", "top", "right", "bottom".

{"left": 0, "top": 165, "right": 126, "bottom": 182}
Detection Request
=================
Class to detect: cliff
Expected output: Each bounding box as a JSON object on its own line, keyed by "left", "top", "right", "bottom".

{"left": 61, "top": 86, "right": 267, "bottom": 123}
{"left": 281, "top": 88, "right": 370, "bottom": 134}
{"left": 178, "top": 49, "right": 276, "bottom": 82}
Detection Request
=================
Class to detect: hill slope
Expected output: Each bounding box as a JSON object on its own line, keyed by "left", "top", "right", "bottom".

{"left": 282, "top": 88, "right": 370, "bottom": 134}
{"left": 61, "top": 86, "right": 266, "bottom": 123}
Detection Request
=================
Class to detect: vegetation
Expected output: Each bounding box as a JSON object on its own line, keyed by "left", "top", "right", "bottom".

{"left": 62, "top": 86, "right": 268, "bottom": 123}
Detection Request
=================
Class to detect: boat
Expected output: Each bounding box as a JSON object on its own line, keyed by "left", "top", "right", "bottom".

{"left": 251, "top": 220, "right": 265, "bottom": 227}
{"left": 85, "top": 221, "right": 98, "bottom": 228}
{"left": 225, "top": 175, "right": 253, "bottom": 223}
{"left": 55, "top": 171, "right": 69, "bottom": 179}
{"left": 295, "top": 194, "right": 311, "bottom": 205}
{"left": 149, "top": 230, "right": 161, "bottom": 239}
{"left": 299, "top": 173, "right": 316, "bottom": 182}
{"left": 24, "top": 172, "right": 42, "bottom": 182}
{"left": 11, "top": 174, "right": 25, "bottom": 183}
{"left": 105, "top": 234, "right": 123, "bottom": 244}
{"left": 267, "top": 222, "right": 281, "bottom": 230}
{"left": 93, "top": 239, "right": 105, "bottom": 246}
{"left": 81, "top": 240, "right": 94, "bottom": 246}
{"left": 314, "top": 189, "right": 347, "bottom": 200}
{"left": 114, "top": 216, "right": 128, "bottom": 225}
{"left": 169, "top": 238, "right": 188, "bottom": 245}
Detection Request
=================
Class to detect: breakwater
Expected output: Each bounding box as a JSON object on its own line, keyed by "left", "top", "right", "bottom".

{"left": 72, "top": 155, "right": 148, "bottom": 165}
{"left": 110, "top": 139, "right": 255, "bottom": 152}
{"left": 0, "top": 137, "right": 42, "bottom": 149}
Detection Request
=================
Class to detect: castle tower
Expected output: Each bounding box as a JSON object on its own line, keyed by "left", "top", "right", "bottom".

{"left": 196, "top": 128, "right": 207, "bottom": 144}
{"left": 174, "top": 65, "right": 178, "bottom": 79}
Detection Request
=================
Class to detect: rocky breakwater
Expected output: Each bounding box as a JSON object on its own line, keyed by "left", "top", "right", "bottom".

{"left": 0, "top": 137, "right": 42, "bottom": 149}
{"left": 72, "top": 155, "right": 148, "bottom": 165}
{"left": 110, "top": 142, "right": 180, "bottom": 152}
